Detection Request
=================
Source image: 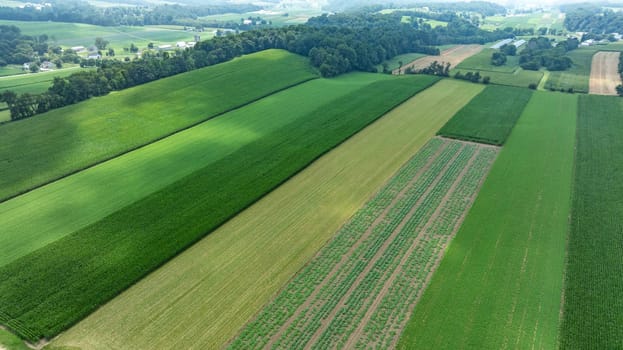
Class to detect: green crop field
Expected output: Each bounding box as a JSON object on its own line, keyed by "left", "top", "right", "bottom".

{"left": 438, "top": 85, "right": 533, "bottom": 145}
{"left": 0, "top": 67, "right": 84, "bottom": 94}
{"left": 0, "top": 65, "right": 25, "bottom": 76}
{"left": 456, "top": 48, "right": 520, "bottom": 73}
{"left": 0, "top": 73, "right": 392, "bottom": 269}
{"left": 0, "top": 49, "right": 317, "bottom": 202}
{"left": 481, "top": 12, "right": 564, "bottom": 31}
{"left": 0, "top": 328, "right": 29, "bottom": 350}
{"left": 0, "top": 20, "right": 202, "bottom": 53}
{"left": 0, "top": 75, "right": 440, "bottom": 342}
{"left": 231, "top": 138, "right": 497, "bottom": 349}
{"left": 50, "top": 79, "right": 483, "bottom": 350}
{"left": 399, "top": 91, "right": 576, "bottom": 349}
{"left": 560, "top": 95, "right": 623, "bottom": 349}
{"left": 377, "top": 52, "right": 427, "bottom": 72}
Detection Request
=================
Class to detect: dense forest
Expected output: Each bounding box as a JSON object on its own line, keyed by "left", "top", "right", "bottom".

{"left": 564, "top": 6, "right": 623, "bottom": 34}
{"left": 0, "top": 0, "right": 259, "bottom": 27}
{"left": 1, "top": 12, "right": 511, "bottom": 120}
{"left": 0, "top": 25, "right": 49, "bottom": 65}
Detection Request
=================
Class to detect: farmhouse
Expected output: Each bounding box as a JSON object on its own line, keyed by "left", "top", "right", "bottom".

{"left": 158, "top": 44, "right": 173, "bottom": 50}
{"left": 71, "top": 46, "right": 86, "bottom": 53}
{"left": 176, "top": 41, "right": 187, "bottom": 48}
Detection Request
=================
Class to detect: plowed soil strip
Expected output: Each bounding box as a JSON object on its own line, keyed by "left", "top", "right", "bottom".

{"left": 394, "top": 45, "right": 484, "bottom": 75}
{"left": 589, "top": 51, "right": 621, "bottom": 95}
{"left": 264, "top": 139, "right": 450, "bottom": 348}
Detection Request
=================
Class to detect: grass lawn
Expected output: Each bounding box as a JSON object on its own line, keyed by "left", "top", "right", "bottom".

{"left": 50, "top": 79, "right": 483, "bottom": 350}
{"left": 399, "top": 91, "right": 576, "bottom": 349}
{"left": 0, "top": 49, "right": 317, "bottom": 202}
{"left": 560, "top": 95, "right": 623, "bottom": 349}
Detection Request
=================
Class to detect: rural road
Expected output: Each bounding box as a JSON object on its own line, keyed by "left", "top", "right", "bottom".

{"left": 589, "top": 51, "right": 621, "bottom": 95}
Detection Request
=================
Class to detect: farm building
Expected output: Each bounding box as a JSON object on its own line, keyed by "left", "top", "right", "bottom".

{"left": 513, "top": 39, "right": 526, "bottom": 47}
{"left": 491, "top": 38, "right": 513, "bottom": 49}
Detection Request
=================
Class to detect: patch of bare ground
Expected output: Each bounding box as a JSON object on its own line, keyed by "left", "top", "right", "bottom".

{"left": 393, "top": 45, "right": 484, "bottom": 75}
{"left": 302, "top": 144, "right": 468, "bottom": 349}
{"left": 262, "top": 140, "right": 450, "bottom": 348}
{"left": 589, "top": 51, "right": 622, "bottom": 95}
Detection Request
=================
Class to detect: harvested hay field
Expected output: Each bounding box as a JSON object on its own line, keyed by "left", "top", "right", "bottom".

{"left": 394, "top": 45, "right": 483, "bottom": 74}
{"left": 589, "top": 51, "right": 622, "bottom": 95}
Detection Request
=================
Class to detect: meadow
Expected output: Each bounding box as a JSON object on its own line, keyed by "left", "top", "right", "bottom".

{"left": 0, "top": 329, "right": 29, "bottom": 350}
{"left": 480, "top": 12, "right": 564, "bottom": 31}
{"left": 0, "top": 49, "right": 317, "bottom": 202}
{"left": 560, "top": 95, "right": 623, "bottom": 349}
{"left": 50, "top": 80, "right": 484, "bottom": 350}
{"left": 0, "top": 75, "right": 440, "bottom": 342}
{"left": 399, "top": 91, "right": 576, "bottom": 349}
{"left": 438, "top": 85, "right": 533, "bottom": 145}
{"left": 0, "top": 74, "right": 389, "bottom": 269}
{"left": 0, "top": 20, "right": 201, "bottom": 53}
{"left": 231, "top": 138, "right": 497, "bottom": 349}
{"left": 0, "top": 67, "right": 83, "bottom": 94}
{"left": 456, "top": 48, "right": 520, "bottom": 73}
{"left": 377, "top": 52, "right": 427, "bottom": 72}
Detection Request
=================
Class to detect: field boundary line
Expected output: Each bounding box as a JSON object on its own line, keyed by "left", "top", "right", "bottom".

{"left": 302, "top": 143, "right": 467, "bottom": 349}
{"left": 0, "top": 76, "right": 318, "bottom": 204}
{"left": 263, "top": 139, "right": 450, "bottom": 348}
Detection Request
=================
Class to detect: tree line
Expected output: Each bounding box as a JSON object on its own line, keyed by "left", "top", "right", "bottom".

{"left": 0, "top": 25, "right": 49, "bottom": 66}
{"left": 1, "top": 12, "right": 506, "bottom": 121}
{"left": 564, "top": 7, "right": 623, "bottom": 34}
{"left": 0, "top": 0, "right": 259, "bottom": 27}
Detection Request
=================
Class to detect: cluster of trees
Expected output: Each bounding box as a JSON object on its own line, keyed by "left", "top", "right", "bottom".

{"left": 519, "top": 37, "right": 579, "bottom": 71}
{"left": 564, "top": 7, "right": 623, "bottom": 34}
{"left": 454, "top": 71, "right": 490, "bottom": 84}
{"left": 1, "top": 11, "right": 513, "bottom": 120}
{"left": 617, "top": 53, "right": 623, "bottom": 97}
{"left": 405, "top": 61, "right": 450, "bottom": 76}
{"left": 491, "top": 43, "right": 516, "bottom": 66}
{"left": 0, "top": 25, "right": 49, "bottom": 65}
{"left": 0, "top": 0, "right": 259, "bottom": 27}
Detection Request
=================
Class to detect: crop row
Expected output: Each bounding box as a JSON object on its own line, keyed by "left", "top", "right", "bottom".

{"left": 228, "top": 138, "right": 449, "bottom": 349}
{"left": 230, "top": 138, "right": 497, "bottom": 349}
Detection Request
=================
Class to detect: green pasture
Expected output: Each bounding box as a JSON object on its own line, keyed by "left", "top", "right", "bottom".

{"left": 0, "top": 75, "right": 440, "bottom": 342}
{"left": 560, "top": 95, "right": 623, "bottom": 349}
{"left": 438, "top": 85, "right": 533, "bottom": 145}
{"left": 0, "top": 329, "right": 29, "bottom": 350}
{"left": 0, "top": 73, "right": 386, "bottom": 269}
{"left": 0, "top": 65, "right": 24, "bottom": 77}
{"left": 481, "top": 12, "right": 564, "bottom": 31}
{"left": 0, "top": 67, "right": 83, "bottom": 94}
{"left": 399, "top": 91, "right": 576, "bottom": 349}
{"left": 51, "top": 80, "right": 483, "bottom": 350}
{"left": 0, "top": 20, "right": 203, "bottom": 53}
{"left": 0, "top": 49, "right": 317, "bottom": 202}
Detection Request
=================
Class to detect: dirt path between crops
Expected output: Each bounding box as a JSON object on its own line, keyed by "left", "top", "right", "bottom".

{"left": 589, "top": 51, "right": 621, "bottom": 95}
{"left": 263, "top": 140, "right": 450, "bottom": 349}
{"left": 302, "top": 144, "right": 467, "bottom": 350}
{"left": 393, "top": 45, "right": 484, "bottom": 75}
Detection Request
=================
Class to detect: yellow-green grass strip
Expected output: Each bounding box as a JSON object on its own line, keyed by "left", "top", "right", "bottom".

{"left": 0, "top": 328, "right": 29, "bottom": 350}
{"left": 398, "top": 91, "right": 576, "bottom": 349}
{"left": 0, "top": 49, "right": 317, "bottom": 202}
{"left": 49, "top": 79, "right": 484, "bottom": 350}
{"left": 560, "top": 95, "right": 623, "bottom": 349}
{"left": 0, "top": 73, "right": 388, "bottom": 268}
